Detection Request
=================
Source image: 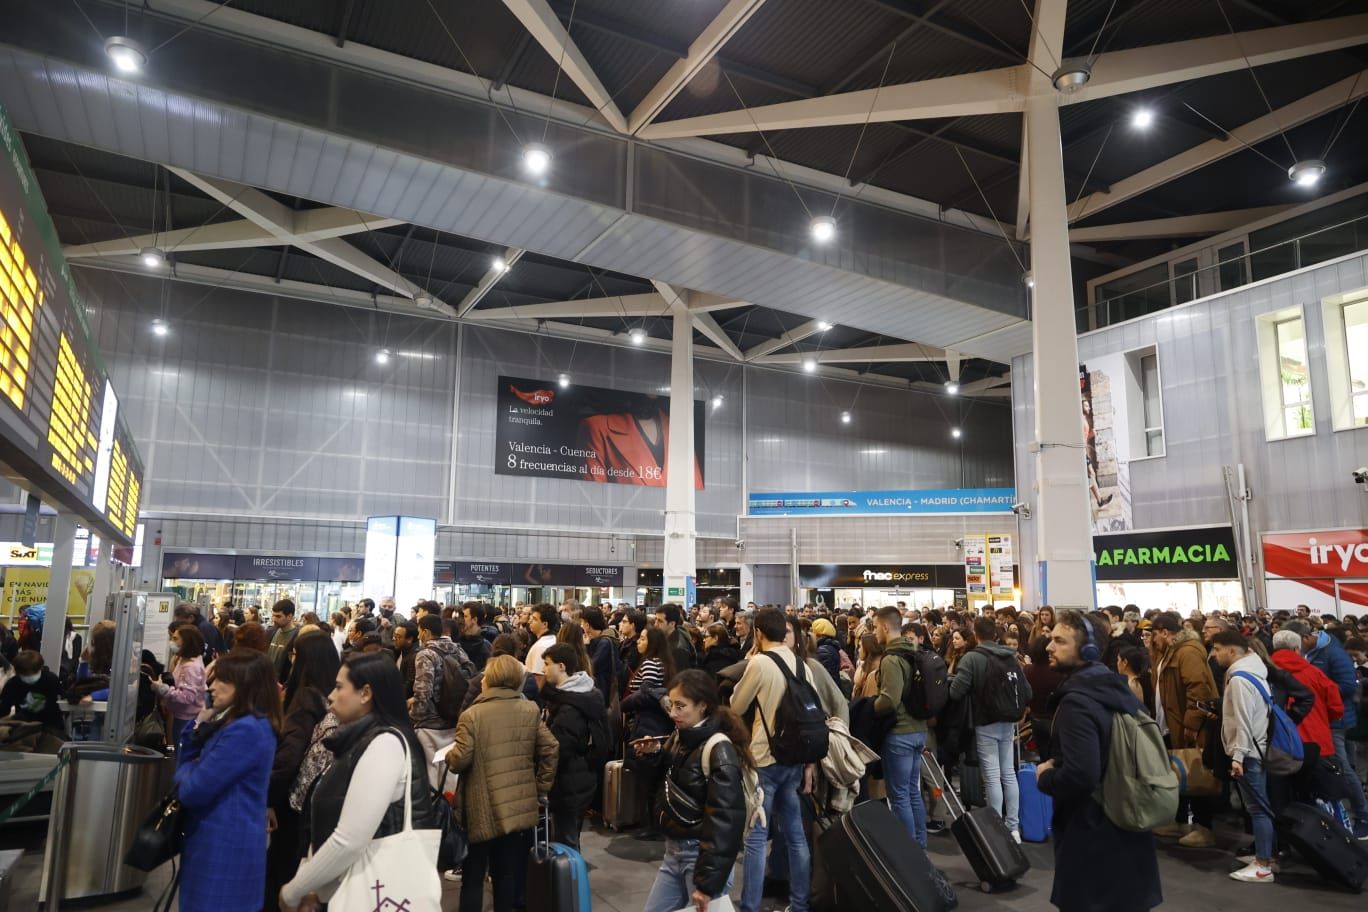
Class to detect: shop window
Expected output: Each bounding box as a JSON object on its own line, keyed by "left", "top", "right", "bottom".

{"left": 1122, "top": 345, "right": 1164, "bottom": 458}
{"left": 1320, "top": 289, "right": 1368, "bottom": 430}
{"left": 1255, "top": 308, "right": 1316, "bottom": 440}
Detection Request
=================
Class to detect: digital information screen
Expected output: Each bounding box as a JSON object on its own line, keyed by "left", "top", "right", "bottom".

{"left": 0, "top": 103, "right": 143, "bottom": 545}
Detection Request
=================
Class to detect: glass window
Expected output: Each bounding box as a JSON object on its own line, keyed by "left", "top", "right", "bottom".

{"left": 1346, "top": 299, "right": 1368, "bottom": 427}
{"left": 1140, "top": 352, "right": 1164, "bottom": 456}
{"left": 1274, "top": 316, "right": 1314, "bottom": 435}
{"left": 1217, "top": 243, "right": 1247, "bottom": 291}
{"left": 1173, "top": 259, "right": 1199, "bottom": 305}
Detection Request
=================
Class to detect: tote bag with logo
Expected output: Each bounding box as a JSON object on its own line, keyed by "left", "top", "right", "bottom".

{"left": 328, "top": 730, "right": 442, "bottom": 912}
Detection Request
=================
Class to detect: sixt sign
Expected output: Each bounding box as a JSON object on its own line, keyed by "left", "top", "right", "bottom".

{"left": 1093, "top": 526, "right": 1238, "bottom": 581}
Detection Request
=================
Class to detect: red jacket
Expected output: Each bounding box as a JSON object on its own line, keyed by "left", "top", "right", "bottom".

{"left": 1271, "top": 649, "right": 1343, "bottom": 756}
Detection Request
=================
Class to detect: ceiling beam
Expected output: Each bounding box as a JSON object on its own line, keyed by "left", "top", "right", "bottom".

{"left": 1063, "top": 14, "right": 1368, "bottom": 104}
{"left": 744, "top": 318, "right": 828, "bottom": 359}
{"left": 946, "top": 349, "right": 962, "bottom": 383}
{"left": 498, "top": 0, "right": 628, "bottom": 133}
{"left": 652, "top": 280, "right": 745, "bottom": 360}
{"left": 1068, "top": 205, "right": 1291, "bottom": 242}
{"left": 627, "top": 0, "right": 769, "bottom": 134}
{"left": 1067, "top": 69, "right": 1368, "bottom": 222}
{"left": 63, "top": 220, "right": 279, "bottom": 258}
{"left": 687, "top": 293, "right": 750, "bottom": 313}
{"left": 959, "top": 371, "right": 1011, "bottom": 393}
{"left": 455, "top": 247, "right": 526, "bottom": 317}
{"left": 690, "top": 310, "right": 746, "bottom": 361}
{"left": 464, "top": 292, "right": 669, "bottom": 321}
{"left": 755, "top": 342, "right": 947, "bottom": 365}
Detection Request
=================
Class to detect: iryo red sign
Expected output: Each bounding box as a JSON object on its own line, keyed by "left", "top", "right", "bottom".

{"left": 1264, "top": 529, "right": 1368, "bottom": 579}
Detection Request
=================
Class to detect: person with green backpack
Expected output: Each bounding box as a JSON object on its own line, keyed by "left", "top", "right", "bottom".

{"left": 1035, "top": 609, "right": 1164, "bottom": 912}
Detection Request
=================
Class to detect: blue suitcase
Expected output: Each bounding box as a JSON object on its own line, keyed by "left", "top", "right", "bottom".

{"left": 1017, "top": 762, "right": 1052, "bottom": 843}
{"left": 527, "top": 807, "right": 592, "bottom": 912}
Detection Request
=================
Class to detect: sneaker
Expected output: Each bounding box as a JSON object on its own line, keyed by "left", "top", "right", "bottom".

{"left": 1229, "top": 862, "right": 1275, "bottom": 883}
{"left": 1236, "top": 855, "right": 1280, "bottom": 873}
{"left": 1354, "top": 820, "right": 1368, "bottom": 841}
{"left": 1011, "top": 831, "right": 1022, "bottom": 844}
{"left": 1152, "top": 823, "right": 1190, "bottom": 839}
{"left": 1178, "top": 825, "right": 1216, "bottom": 848}
{"left": 926, "top": 819, "right": 947, "bottom": 834}
{"left": 442, "top": 869, "right": 462, "bottom": 882}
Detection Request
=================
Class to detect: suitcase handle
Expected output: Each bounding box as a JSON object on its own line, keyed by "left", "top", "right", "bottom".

{"left": 922, "top": 749, "right": 969, "bottom": 820}
{"left": 534, "top": 800, "right": 552, "bottom": 859}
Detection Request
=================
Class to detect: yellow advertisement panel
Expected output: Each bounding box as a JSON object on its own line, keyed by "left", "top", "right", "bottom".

{"left": 2, "top": 567, "right": 95, "bottom": 621}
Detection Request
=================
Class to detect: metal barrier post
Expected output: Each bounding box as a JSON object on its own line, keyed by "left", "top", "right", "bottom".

{"left": 41, "top": 747, "right": 78, "bottom": 912}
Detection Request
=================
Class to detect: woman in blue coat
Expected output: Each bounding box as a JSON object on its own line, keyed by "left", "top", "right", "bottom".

{"left": 173, "top": 648, "right": 281, "bottom": 912}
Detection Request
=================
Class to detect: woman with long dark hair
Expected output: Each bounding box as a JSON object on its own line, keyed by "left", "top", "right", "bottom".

{"left": 1116, "top": 645, "right": 1156, "bottom": 716}
{"left": 555, "top": 622, "right": 594, "bottom": 679}
{"left": 624, "top": 627, "right": 678, "bottom": 837}
{"left": 155, "top": 623, "right": 207, "bottom": 745}
{"left": 640, "top": 670, "right": 753, "bottom": 912}
{"left": 280, "top": 652, "right": 435, "bottom": 912}
{"left": 853, "top": 633, "right": 884, "bottom": 699}
{"left": 265, "top": 631, "right": 341, "bottom": 907}
{"left": 173, "top": 649, "right": 281, "bottom": 911}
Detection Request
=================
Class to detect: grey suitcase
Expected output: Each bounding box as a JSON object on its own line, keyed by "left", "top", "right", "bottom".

{"left": 603, "top": 759, "right": 641, "bottom": 830}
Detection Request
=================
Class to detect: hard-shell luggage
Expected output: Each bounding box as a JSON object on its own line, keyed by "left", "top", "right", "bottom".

{"left": 527, "top": 806, "right": 593, "bottom": 912}
{"left": 958, "top": 759, "right": 984, "bottom": 809}
{"left": 603, "top": 758, "right": 640, "bottom": 830}
{"left": 1276, "top": 802, "right": 1368, "bottom": 893}
{"left": 817, "top": 800, "right": 954, "bottom": 912}
{"left": 1016, "top": 750, "right": 1052, "bottom": 843}
{"left": 923, "top": 751, "right": 1030, "bottom": 892}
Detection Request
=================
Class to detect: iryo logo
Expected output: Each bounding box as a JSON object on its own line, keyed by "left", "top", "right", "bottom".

{"left": 510, "top": 385, "right": 555, "bottom": 406}
{"left": 1306, "top": 536, "right": 1368, "bottom": 573}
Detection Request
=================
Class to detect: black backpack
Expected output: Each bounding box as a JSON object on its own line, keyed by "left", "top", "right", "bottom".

{"left": 899, "top": 649, "right": 950, "bottom": 720}
{"left": 434, "top": 646, "right": 477, "bottom": 725}
{"left": 758, "top": 652, "right": 830, "bottom": 765}
{"left": 971, "top": 647, "right": 1032, "bottom": 724}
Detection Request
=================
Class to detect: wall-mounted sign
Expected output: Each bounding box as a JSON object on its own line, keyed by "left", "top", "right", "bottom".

{"left": 964, "top": 537, "right": 988, "bottom": 595}
{"left": 749, "top": 487, "right": 1015, "bottom": 517}
{"left": 495, "top": 375, "right": 705, "bottom": 489}
{"left": 799, "top": 564, "right": 968, "bottom": 589}
{"left": 162, "top": 552, "right": 363, "bottom": 583}
{"left": 1093, "top": 525, "right": 1238, "bottom": 581}
{"left": 989, "top": 534, "right": 1015, "bottom": 598}
{"left": 235, "top": 555, "right": 318, "bottom": 581}
{"left": 436, "top": 561, "right": 625, "bottom": 587}
{"left": 1263, "top": 528, "right": 1368, "bottom": 615}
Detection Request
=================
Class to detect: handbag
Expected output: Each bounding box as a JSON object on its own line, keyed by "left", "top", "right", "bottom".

{"left": 327, "top": 730, "right": 442, "bottom": 912}
{"left": 1169, "top": 748, "right": 1221, "bottom": 797}
{"left": 124, "top": 790, "right": 182, "bottom": 871}
{"left": 433, "top": 767, "right": 468, "bottom": 870}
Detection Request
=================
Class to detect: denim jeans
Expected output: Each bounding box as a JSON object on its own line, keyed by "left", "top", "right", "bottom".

{"left": 974, "top": 721, "right": 1019, "bottom": 833}
{"left": 883, "top": 731, "right": 929, "bottom": 847}
{"left": 643, "top": 838, "right": 736, "bottom": 912}
{"left": 1332, "top": 729, "right": 1368, "bottom": 821}
{"left": 741, "top": 763, "right": 810, "bottom": 912}
{"left": 1236, "top": 756, "right": 1276, "bottom": 861}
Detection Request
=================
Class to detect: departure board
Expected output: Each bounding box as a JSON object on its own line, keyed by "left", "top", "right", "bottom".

{"left": 0, "top": 102, "right": 143, "bottom": 545}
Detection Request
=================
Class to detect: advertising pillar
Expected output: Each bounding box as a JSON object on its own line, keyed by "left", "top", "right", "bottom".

{"left": 362, "top": 516, "right": 437, "bottom": 615}
{"left": 663, "top": 308, "right": 698, "bottom": 604}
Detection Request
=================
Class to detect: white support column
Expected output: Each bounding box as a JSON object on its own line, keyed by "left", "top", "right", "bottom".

{"left": 663, "top": 308, "right": 697, "bottom": 604}
{"left": 1025, "top": 94, "right": 1095, "bottom": 611}
{"left": 90, "top": 537, "right": 114, "bottom": 623}
{"left": 39, "top": 513, "right": 78, "bottom": 671}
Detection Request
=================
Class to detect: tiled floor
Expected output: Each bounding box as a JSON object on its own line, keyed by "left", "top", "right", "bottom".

{"left": 5, "top": 814, "right": 1367, "bottom": 910}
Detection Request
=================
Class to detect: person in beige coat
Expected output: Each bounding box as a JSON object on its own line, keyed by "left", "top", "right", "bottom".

{"left": 447, "top": 654, "right": 558, "bottom": 912}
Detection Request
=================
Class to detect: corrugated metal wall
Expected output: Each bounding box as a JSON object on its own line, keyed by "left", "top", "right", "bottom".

{"left": 1012, "top": 251, "right": 1368, "bottom": 608}
{"left": 738, "top": 514, "right": 1019, "bottom": 565}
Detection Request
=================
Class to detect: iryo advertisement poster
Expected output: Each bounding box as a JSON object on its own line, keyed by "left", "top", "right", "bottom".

{"left": 495, "top": 376, "right": 704, "bottom": 489}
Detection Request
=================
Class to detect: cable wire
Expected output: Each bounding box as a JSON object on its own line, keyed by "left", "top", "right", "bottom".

{"left": 1213, "top": 0, "right": 1298, "bottom": 163}
{"left": 148, "top": 0, "right": 240, "bottom": 55}
{"left": 950, "top": 147, "right": 1026, "bottom": 273}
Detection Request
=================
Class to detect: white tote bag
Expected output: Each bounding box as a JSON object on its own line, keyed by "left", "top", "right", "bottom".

{"left": 328, "top": 730, "right": 442, "bottom": 912}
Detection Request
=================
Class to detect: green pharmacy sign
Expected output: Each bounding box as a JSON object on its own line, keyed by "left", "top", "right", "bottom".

{"left": 1094, "top": 526, "right": 1239, "bottom": 582}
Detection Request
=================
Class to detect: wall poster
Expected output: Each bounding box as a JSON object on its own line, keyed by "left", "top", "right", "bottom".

{"left": 964, "top": 536, "right": 988, "bottom": 596}
{"left": 1080, "top": 355, "right": 1133, "bottom": 533}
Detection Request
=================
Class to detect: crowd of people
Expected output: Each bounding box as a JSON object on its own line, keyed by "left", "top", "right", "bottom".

{"left": 3, "top": 593, "right": 1367, "bottom": 911}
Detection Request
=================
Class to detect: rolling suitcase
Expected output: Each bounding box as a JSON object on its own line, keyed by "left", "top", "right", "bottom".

{"left": 527, "top": 806, "right": 593, "bottom": 912}
{"left": 1276, "top": 802, "right": 1368, "bottom": 893}
{"left": 923, "top": 750, "right": 1030, "bottom": 892}
{"left": 603, "top": 759, "right": 641, "bottom": 830}
{"left": 1016, "top": 746, "right": 1052, "bottom": 843}
{"left": 818, "top": 800, "right": 954, "bottom": 912}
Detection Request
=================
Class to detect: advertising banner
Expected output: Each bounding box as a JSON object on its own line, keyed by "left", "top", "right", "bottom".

{"left": 235, "top": 555, "right": 318, "bottom": 581}
{"left": 989, "top": 534, "right": 1015, "bottom": 598}
{"left": 1, "top": 566, "right": 95, "bottom": 620}
{"left": 1093, "top": 526, "right": 1238, "bottom": 581}
{"left": 748, "top": 487, "right": 1015, "bottom": 517}
{"left": 1263, "top": 529, "right": 1368, "bottom": 615}
{"left": 1080, "top": 354, "right": 1134, "bottom": 533}
{"left": 799, "top": 564, "right": 966, "bottom": 588}
{"left": 964, "top": 537, "right": 988, "bottom": 596}
{"left": 161, "top": 552, "right": 237, "bottom": 580}
{"left": 495, "top": 376, "right": 704, "bottom": 488}
{"left": 316, "top": 557, "right": 364, "bottom": 582}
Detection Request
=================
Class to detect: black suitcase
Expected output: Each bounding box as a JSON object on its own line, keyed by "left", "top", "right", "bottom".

{"left": 923, "top": 750, "right": 1030, "bottom": 892}
{"left": 1277, "top": 802, "right": 1368, "bottom": 893}
{"left": 526, "top": 807, "right": 593, "bottom": 912}
{"left": 818, "top": 800, "right": 954, "bottom": 912}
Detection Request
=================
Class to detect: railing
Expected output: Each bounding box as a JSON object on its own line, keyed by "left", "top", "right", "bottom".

{"left": 1082, "top": 212, "right": 1368, "bottom": 331}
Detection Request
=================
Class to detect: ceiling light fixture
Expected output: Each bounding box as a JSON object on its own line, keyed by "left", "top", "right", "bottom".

{"left": 375, "top": 348, "right": 391, "bottom": 365}
{"left": 711, "top": 395, "right": 724, "bottom": 410}
{"left": 1288, "top": 159, "right": 1326, "bottom": 188}
{"left": 1023, "top": 271, "right": 1035, "bottom": 289}
{"left": 105, "top": 36, "right": 147, "bottom": 74}
{"left": 816, "top": 320, "right": 833, "bottom": 331}
{"left": 809, "top": 215, "right": 837, "bottom": 245}
{"left": 1051, "top": 63, "right": 1091, "bottom": 93}
{"left": 802, "top": 357, "right": 818, "bottom": 373}
{"left": 945, "top": 380, "right": 959, "bottom": 395}
{"left": 150, "top": 319, "right": 168, "bottom": 337}
{"left": 140, "top": 246, "right": 165, "bottom": 268}
{"left": 840, "top": 410, "right": 852, "bottom": 425}
{"left": 558, "top": 373, "right": 571, "bottom": 389}
{"left": 492, "top": 256, "right": 508, "bottom": 274}
{"left": 414, "top": 292, "right": 433, "bottom": 309}
{"left": 951, "top": 427, "right": 962, "bottom": 439}
{"left": 1130, "top": 107, "right": 1155, "bottom": 130}
{"left": 522, "top": 143, "right": 552, "bottom": 177}
{"left": 628, "top": 327, "right": 647, "bottom": 345}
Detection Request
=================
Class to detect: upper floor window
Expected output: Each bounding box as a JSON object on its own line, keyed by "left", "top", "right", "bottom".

{"left": 1322, "top": 290, "right": 1368, "bottom": 430}
{"left": 1256, "top": 308, "right": 1316, "bottom": 440}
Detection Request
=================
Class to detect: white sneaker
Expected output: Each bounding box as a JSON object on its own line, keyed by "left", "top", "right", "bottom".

{"left": 442, "top": 869, "right": 462, "bottom": 882}
{"left": 1011, "top": 831, "right": 1022, "bottom": 844}
{"left": 1229, "top": 862, "right": 1275, "bottom": 883}
{"left": 1236, "top": 855, "right": 1280, "bottom": 873}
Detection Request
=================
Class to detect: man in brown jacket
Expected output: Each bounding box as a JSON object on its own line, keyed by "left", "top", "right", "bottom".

{"left": 1150, "top": 612, "right": 1219, "bottom": 846}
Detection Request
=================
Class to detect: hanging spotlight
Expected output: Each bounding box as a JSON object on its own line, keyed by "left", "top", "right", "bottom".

{"left": 1023, "top": 271, "right": 1035, "bottom": 289}
{"left": 1130, "top": 107, "right": 1155, "bottom": 130}
{"left": 945, "top": 380, "right": 959, "bottom": 395}
{"left": 628, "top": 327, "right": 647, "bottom": 346}
{"left": 840, "top": 410, "right": 852, "bottom": 425}
{"left": 140, "top": 246, "right": 166, "bottom": 268}
{"left": 816, "top": 320, "right": 833, "bottom": 331}
{"left": 522, "top": 144, "right": 552, "bottom": 176}
{"left": 951, "top": 427, "right": 962, "bottom": 439}
{"left": 1288, "top": 159, "right": 1326, "bottom": 188}
{"left": 375, "top": 349, "right": 391, "bottom": 365}
{"left": 557, "top": 373, "right": 570, "bottom": 389}
{"left": 150, "top": 319, "right": 168, "bottom": 337}
{"left": 802, "top": 357, "right": 818, "bottom": 373}
{"left": 1051, "top": 63, "right": 1091, "bottom": 93}
{"left": 414, "top": 292, "right": 434, "bottom": 309}
{"left": 809, "top": 215, "right": 837, "bottom": 245}
{"left": 492, "top": 256, "right": 509, "bottom": 274}
{"left": 105, "top": 36, "right": 147, "bottom": 74}
{"left": 711, "top": 395, "right": 724, "bottom": 410}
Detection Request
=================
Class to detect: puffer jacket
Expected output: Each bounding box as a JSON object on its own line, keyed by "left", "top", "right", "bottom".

{"left": 445, "top": 687, "right": 558, "bottom": 843}
{"left": 815, "top": 636, "right": 843, "bottom": 684}
{"left": 1305, "top": 630, "right": 1359, "bottom": 730}
{"left": 541, "top": 672, "right": 608, "bottom": 813}
{"left": 1154, "top": 629, "right": 1218, "bottom": 748}
{"left": 1270, "top": 649, "right": 1342, "bottom": 755}
{"left": 652, "top": 714, "right": 746, "bottom": 898}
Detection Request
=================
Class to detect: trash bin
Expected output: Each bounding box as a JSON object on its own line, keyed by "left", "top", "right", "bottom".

{"left": 39, "top": 743, "right": 173, "bottom": 904}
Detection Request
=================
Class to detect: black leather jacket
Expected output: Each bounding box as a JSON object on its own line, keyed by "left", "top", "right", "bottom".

{"left": 651, "top": 714, "right": 746, "bottom": 898}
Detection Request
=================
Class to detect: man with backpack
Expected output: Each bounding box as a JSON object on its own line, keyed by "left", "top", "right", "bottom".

{"left": 1037, "top": 609, "right": 1163, "bottom": 912}
{"left": 872, "top": 606, "right": 939, "bottom": 847}
{"left": 410, "top": 614, "right": 476, "bottom": 788}
{"left": 949, "top": 616, "right": 1032, "bottom": 841}
{"left": 540, "top": 643, "right": 610, "bottom": 851}
{"left": 731, "top": 607, "right": 827, "bottom": 912}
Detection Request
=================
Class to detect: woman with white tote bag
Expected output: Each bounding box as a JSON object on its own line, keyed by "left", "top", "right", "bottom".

{"left": 279, "top": 651, "right": 440, "bottom": 912}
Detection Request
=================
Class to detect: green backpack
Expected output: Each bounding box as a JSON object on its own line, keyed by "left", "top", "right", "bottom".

{"left": 1095, "top": 709, "right": 1180, "bottom": 832}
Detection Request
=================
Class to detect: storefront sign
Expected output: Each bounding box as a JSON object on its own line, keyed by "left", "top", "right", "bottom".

{"left": 437, "top": 561, "right": 624, "bottom": 587}
{"left": 494, "top": 376, "right": 705, "bottom": 489}
{"left": 749, "top": 487, "right": 1015, "bottom": 517}
{"left": 964, "top": 537, "right": 988, "bottom": 595}
{"left": 1093, "top": 526, "right": 1238, "bottom": 581}
{"left": 799, "top": 564, "right": 967, "bottom": 589}
{"left": 162, "top": 552, "right": 363, "bottom": 582}
{"left": 236, "top": 555, "right": 318, "bottom": 581}
{"left": 1263, "top": 529, "right": 1368, "bottom": 614}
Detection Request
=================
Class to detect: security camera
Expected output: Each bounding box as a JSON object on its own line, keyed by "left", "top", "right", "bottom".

{"left": 953, "top": 538, "right": 964, "bottom": 549}
{"left": 1355, "top": 467, "right": 1368, "bottom": 485}
{"left": 1011, "top": 502, "right": 1032, "bottom": 519}
{"left": 735, "top": 539, "right": 745, "bottom": 551}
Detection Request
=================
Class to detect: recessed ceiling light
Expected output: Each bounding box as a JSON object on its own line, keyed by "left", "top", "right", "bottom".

{"left": 628, "top": 327, "right": 647, "bottom": 345}
{"left": 711, "top": 395, "right": 724, "bottom": 410}
{"left": 375, "top": 348, "right": 391, "bottom": 365}
{"left": 1051, "top": 64, "right": 1091, "bottom": 93}
{"left": 1130, "top": 107, "right": 1154, "bottom": 130}
{"left": 1288, "top": 159, "right": 1326, "bottom": 188}
{"left": 945, "top": 380, "right": 959, "bottom": 395}
{"left": 809, "top": 215, "right": 837, "bottom": 244}
{"left": 140, "top": 246, "right": 165, "bottom": 268}
{"left": 150, "top": 319, "right": 168, "bottom": 337}
{"left": 951, "top": 427, "right": 962, "bottom": 439}
{"left": 840, "top": 410, "right": 852, "bottom": 425}
{"left": 105, "top": 36, "right": 147, "bottom": 74}
{"left": 802, "top": 357, "right": 818, "bottom": 373}
{"left": 558, "top": 373, "right": 571, "bottom": 388}
{"left": 522, "top": 143, "right": 552, "bottom": 176}
{"left": 1023, "top": 271, "right": 1035, "bottom": 289}
{"left": 816, "top": 320, "right": 833, "bottom": 331}
{"left": 492, "top": 257, "right": 509, "bottom": 274}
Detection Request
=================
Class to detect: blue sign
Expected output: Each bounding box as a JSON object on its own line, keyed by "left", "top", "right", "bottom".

{"left": 748, "top": 487, "right": 1017, "bottom": 517}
